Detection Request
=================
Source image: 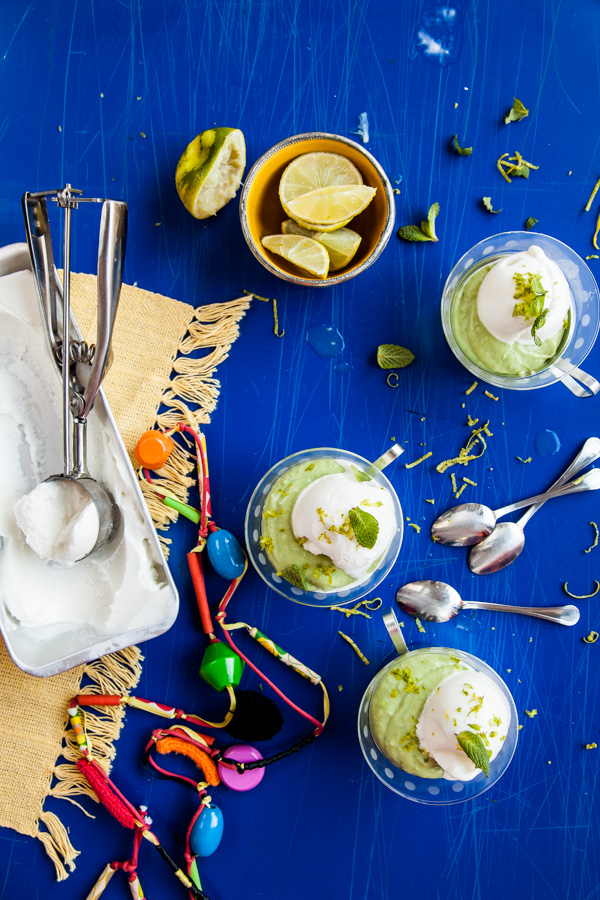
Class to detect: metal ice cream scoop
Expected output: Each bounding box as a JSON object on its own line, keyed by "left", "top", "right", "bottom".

{"left": 23, "top": 184, "right": 127, "bottom": 562}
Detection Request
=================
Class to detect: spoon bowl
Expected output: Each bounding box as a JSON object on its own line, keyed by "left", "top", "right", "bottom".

{"left": 468, "top": 521, "right": 525, "bottom": 575}
{"left": 396, "top": 580, "right": 580, "bottom": 626}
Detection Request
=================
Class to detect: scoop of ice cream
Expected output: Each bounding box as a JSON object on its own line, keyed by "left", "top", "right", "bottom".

{"left": 290, "top": 468, "right": 397, "bottom": 579}
{"left": 477, "top": 245, "right": 571, "bottom": 345}
{"left": 416, "top": 670, "right": 511, "bottom": 781}
{"left": 14, "top": 479, "right": 100, "bottom": 566}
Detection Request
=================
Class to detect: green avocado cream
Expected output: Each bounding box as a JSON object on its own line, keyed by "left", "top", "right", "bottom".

{"left": 369, "top": 650, "right": 469, "bottom": 779}
{"left": 261, "top": 458, "right": 355, "bottom": 591}
{"left": 451, "top": 261, "right": 568, "bottom": 377}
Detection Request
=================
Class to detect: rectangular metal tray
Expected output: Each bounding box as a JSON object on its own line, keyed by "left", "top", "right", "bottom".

{"left": 0, "top": 242, "right": 179, "bottom": 676}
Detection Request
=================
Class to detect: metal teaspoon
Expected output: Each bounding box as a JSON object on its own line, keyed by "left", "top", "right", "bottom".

{"left": 396, "top": 580, "right": 580, "bottom": 626}
{"left": 468, "top": 437, "right": 600, "bottom": 575}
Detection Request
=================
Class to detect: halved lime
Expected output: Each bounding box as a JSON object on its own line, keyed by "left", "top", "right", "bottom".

{"left": 176, "top": 127, "right": 246, "bottom": 219}
{"left": 285, "top": 184, "right": 376, "bottom": 228}
{"left": 261, "top": 234, "right": 330, "bottom": 279}
{"left": 279, "top": 152, "right": 363, "bottom": 207}
{"left": 281, "top": 219, "right": 362, "bottom": 270}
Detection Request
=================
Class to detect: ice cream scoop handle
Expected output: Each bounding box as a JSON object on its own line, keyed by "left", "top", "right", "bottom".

{"left": 82, "top": 200, "right": 127, "bottom": 417}
{"left": 461, "top": 600, "right": 580, "bottom": 626}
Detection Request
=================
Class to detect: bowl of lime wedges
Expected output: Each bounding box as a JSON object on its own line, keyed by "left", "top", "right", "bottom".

{"left": 240, "top": 132, "right": 395, "bottom": 286}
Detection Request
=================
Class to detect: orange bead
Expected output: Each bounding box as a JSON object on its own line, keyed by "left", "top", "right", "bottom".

{"left": 134, "top": 430, "right": 175, "bottom": 469}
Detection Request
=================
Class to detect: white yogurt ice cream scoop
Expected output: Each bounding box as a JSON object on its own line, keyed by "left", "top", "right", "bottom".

{"left": 477, "top": 245, "right": 571, "bottom": 345}
{"left": 416, "top": 669, "right": 511, "bottom": 781}
{"left": 291, "top": 467, "right": 397, "bottom": 580}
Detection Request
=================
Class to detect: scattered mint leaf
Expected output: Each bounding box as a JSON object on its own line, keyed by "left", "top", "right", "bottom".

{"left": 529, "top": 273, "right": 545, "bottom": 295}
{"left": 525, "top": 216, "right": 538, "bottom": 231}
{"left": 397, "top": 224, "right": 431, "bottom": 242}
{"left": 482, "top": 196, "right": 502, "bottom": 214}
{"left": 425, "top": 201, "right": 440, "bottom": 239}
{"left": 457, "top": 730, "right": 490, "bottom": 776}
{"left": 512, "top": 271, "right": 549, "bottom": 344}
{"left": 351, "top": 464, "right": 372, "bottom": 483}
{"left": 278, "top": 564, "right": 308, "bottom": 590}
{"left": 504, "top": 97, "right": 529, "bottom": 124}
{"left": 452, "top": 134, "right": 473, "bottom": 156}
{"left": 377, "top": 344, "right": 415, "bottom": 369}
{"left": 397, "top": 203, "right": 440, "bottom": 243}
{"left": 348, "top": 507, "right": 379, "bottom": 549}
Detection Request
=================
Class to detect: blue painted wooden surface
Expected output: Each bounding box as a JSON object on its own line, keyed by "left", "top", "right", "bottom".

{"left": 1, "top": 1, "right": 599, "bottom": 898}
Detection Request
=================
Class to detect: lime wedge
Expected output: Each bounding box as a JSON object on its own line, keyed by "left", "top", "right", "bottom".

{"left": 261, "top": 234, "right": 330, "bottom": 279}
{"left": 176, "top": 127, "right": 246, "bottom": 219}
{"left": 281, "top": 219, "right": 362, "bottom": 270}
{"left": 285, "top": 184, "right": 376, "bottom": 228}
{"left": 279, "top": 152, "right": 363, "bottom": 207}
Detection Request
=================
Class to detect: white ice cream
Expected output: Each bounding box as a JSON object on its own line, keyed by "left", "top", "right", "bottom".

{"left": 14, "top": 479, "right": 100, "bottom": 566}
{"left": 416, "top": 669, "right": 511, "bottom": 781}
{"left": 477, "top": 245, "right": 571, "bottom": 345}
{"left": 291, "top": 468, "right": 397, "bottom": 580}
{"left": 0, "top": 268, "right": 174, "bottom": 639}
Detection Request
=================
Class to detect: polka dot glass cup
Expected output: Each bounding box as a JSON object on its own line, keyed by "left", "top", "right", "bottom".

{"left": 441, "top": 232, "right": 600, "bottom": 397}
{"left": 357, "top": 647, "right": 518, "bottom": 805}
{"left": 244, "top": 447, "right": 403, "bottom": 608}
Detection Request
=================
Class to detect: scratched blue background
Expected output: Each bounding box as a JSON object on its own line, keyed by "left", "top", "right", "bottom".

{"left": 1, "top": 1, "right": 600, "bottom": 898}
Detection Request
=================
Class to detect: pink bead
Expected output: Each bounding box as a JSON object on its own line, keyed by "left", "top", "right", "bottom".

{"left": 218, "top": 744, "right": 265, "bottom": 791}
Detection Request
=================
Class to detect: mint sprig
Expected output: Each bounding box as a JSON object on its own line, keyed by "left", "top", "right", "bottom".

{"left": 377, "top": 344, "right": 415, "bottom": 369}
{"left": 457, "top": 730, "right": 490, "bottom": 777}
{"left": 348, "top": 507, "right": 379, "bottom": 550}
{"left": 512, "top": 271, "right": 549, "bottom": 344}
{"left": 397, "top": 202, "right": 440, "bottom": 243}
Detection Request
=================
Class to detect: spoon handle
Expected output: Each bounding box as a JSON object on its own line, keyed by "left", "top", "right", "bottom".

{"left": 517, "top": 437, "right": 600, "bottom": 527}
{"left": 494, "top": 468, "right": 600, "bottom": 518}
{"left": 461, "top": 600, "right": 580, "bottom": 626}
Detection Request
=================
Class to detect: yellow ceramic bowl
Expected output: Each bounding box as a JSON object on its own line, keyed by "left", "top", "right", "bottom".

{"left": 239, "top": 132, "right": 395, "bottom": 287}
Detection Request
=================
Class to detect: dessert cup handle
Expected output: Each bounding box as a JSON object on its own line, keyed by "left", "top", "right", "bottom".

{"left": 372, "top": 443, "right": 404, "bottom": 471}
{"left": 551, "top": 362, "right": 600, "bottom": 398}
{"left": 382, "top": 607, "right": 408, "bottom": 655}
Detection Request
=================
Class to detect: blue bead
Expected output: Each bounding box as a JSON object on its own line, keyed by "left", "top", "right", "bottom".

{"left": 206, "top": 529, "right": 245, "bottom": 580}
{"left": 189, "top": 804, "right": 224, "bottom": 857}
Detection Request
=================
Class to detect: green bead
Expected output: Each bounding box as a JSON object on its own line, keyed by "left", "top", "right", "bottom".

{"left": 190, "top": 857, "right": 201, "bottom": 890}
{"left": 200, "top": 641, "right": 244, "bottom": 691}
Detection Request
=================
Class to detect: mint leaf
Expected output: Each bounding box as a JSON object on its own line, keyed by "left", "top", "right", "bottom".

{"left": 504, "top": 97, "right": 529, "bottom": 124}
{"left": 525, "top": 216, "right": 538, "bottom": 231}
{"left": 377, "top": 344, "right": 415, "bottom": 369}
{"left": 531, "top": 308, "right": 549, "bottom": 346}
{"left": 278, "top": 564, "right": 308, "bottom": 590}
{"left": 397, "top": 224, "right": 432, "bottom": 242}
{"left": 426, "top": 202, "right": 440, "bottom": 240}
{"left": 530, "top": 274, "right": 545, "bottom": 295}
{"left": 348, "top": 507, "right": 379, "bottom": 549}
{"left": 351, "top": 464, "right": 372, "bottom": 483}
{"left": 457, "top": 730, "right": 490, "bottom": 776}
{"left": 452, "top": 134, "right": 473, "bottom": 156}
{"left": 482, "top": 196, "right": 502, "bottom": 214}
{"left": 398, "top": 203, "right": 440, "bottom": 243}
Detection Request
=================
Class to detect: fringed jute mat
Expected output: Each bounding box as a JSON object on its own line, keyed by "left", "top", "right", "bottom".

{"left": 0, "top": 271, "right": 251, "bottom": 878}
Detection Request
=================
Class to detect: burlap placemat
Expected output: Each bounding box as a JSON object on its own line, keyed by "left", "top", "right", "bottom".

{"left": 0, "top": 270, "right": 251, "bottom": 878}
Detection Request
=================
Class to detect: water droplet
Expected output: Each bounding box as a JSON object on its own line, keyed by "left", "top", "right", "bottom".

{"left": 306, "top": 323, "right": 345, "bottom": 358}
{"left": 534, "top": 429, "right": 561, "bottom": 457}
{"left": 335, "top": 361, "right": 351, "bottom": 375}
